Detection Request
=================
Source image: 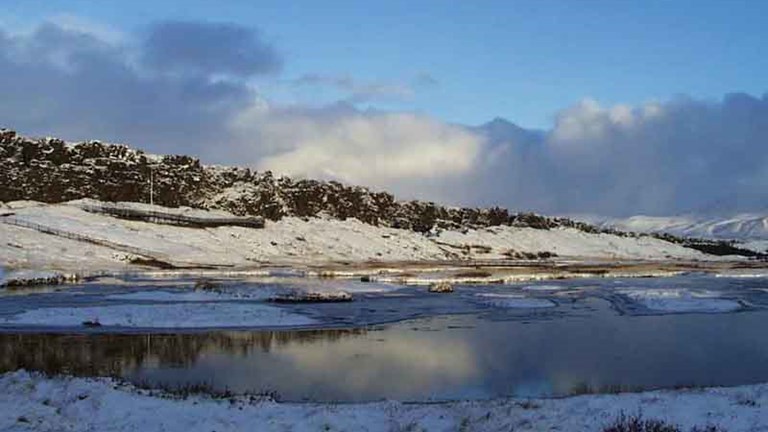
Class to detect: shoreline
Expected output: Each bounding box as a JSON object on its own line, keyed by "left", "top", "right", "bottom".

{"left": 3, "top": 258, "right": 766, "bottom": 289}
{"left": 1, "top": 370, "right": 766, "bottom": 431}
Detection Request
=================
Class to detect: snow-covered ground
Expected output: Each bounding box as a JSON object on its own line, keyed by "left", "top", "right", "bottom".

{"left": 435, "top": 224, "right": 708, "bottom": 261}
{"left": 742, "top": 240, "right": 768, "bottom": 254}
{"left": 1, "top": 370, "right": 766, "bottom": 432}
{"left": 0, "top": 302, "right": 315, "bottom": 328}
{"left": 0, "top": 200, "right": 714, "bottom": 273}
{"left": 618, "top": 288, "right": 743, "bottom": 313}
{"left": 715, "top": 271, "right": 768, "bottom": 279}
{"left": 586, "top": 213, "right": 768, "bottom": 241}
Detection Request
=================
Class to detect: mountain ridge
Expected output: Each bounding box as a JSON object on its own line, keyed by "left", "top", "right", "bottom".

{"left": 587, "top": 214, "right": 768, "bottom": 241}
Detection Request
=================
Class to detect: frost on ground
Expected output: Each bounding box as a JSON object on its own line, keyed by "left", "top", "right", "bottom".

{"left": 0, "top": 303, "right": 315, "bottom": 328}
{"left": 475, "top": 293, "right": 556, "bottom": 309}
{"left": 1, "top": 371, "right": 767, "bottom": 432}
{"left": 618, "top": 288, "right": 742, "bottom": 313}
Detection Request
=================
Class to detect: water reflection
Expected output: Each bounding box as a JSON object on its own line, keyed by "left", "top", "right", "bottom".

{"left": 2, "top": 298, "right": 768, "bottom": 402}
{"left": 0, "top": 329, "right": 365, "bottom": 377}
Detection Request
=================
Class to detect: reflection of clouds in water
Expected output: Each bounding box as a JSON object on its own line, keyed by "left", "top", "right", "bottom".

{"left": 272, "top": 330, "right": 479, "bottom": 396}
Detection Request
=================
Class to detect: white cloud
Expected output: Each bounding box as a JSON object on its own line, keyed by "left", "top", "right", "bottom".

{"left": 229, "top": 104, "right": 483, "bottom": 188}
{"left": 2, "top": 16, "right": 766, "bottom": 217}
{"left": 472, "top": 95, "right": 768, "bottom": 216}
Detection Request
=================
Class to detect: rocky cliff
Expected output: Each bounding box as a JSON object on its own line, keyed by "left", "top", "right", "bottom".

{"left": 0, "top": 129, "right": 594, "bottom": 233}
{"left": 0, "top": 128, "right": 763, "bottom": 258}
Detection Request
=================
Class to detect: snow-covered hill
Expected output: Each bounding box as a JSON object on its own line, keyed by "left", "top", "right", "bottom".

{"left": 0, "top": 200, "right": 712, "bottom": 272}
{"left": 582, "top": 214, "right": 768, "bottom": 254}
{"left": 2, "top": 128, "right": 763, "bottom": 265}
{"left": 587, "top": 214, "right": 768, "bottom": 240}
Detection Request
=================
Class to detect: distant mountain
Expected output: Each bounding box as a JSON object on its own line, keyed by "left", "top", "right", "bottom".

{"left": 473, "top": 117, "right": 544, "bottom": 149}
{"left": 588, "top": 214, "right": 768, "bottom": 241}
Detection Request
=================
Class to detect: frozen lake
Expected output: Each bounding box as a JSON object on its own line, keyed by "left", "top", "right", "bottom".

{"left": 1, "top": 273, "right": 767, "bottom": 402}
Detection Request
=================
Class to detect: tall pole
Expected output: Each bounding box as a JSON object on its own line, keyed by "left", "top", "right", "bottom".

{"left": 149, "top": 167, "right": 154, "bottom": 206}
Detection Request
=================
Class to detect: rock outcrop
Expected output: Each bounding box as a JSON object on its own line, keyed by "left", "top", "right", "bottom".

{"left": 0, "top": 128, "right": 764, "bottom": 258}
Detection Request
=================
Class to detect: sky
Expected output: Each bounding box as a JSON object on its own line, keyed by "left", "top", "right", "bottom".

{"left": 1, "top": 0, "right": 767, "bottom": 216}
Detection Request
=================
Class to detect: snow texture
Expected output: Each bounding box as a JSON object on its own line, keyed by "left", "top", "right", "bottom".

{"left": 1, "top": 302, "right": 315, "bottom": 328}
{"left": 1, "top": 370, "right": 767, "bottom": 432}
{"left": 618, "top": 288, "right": 742, "bottom": 313}
{"left": 0, "top": 200, "right": 711, "bottom": 273}
{"left": 589, "top": 213, "right": 768, "bottom": 241}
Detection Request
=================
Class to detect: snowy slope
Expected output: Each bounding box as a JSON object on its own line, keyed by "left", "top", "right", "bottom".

{"left": 0, "top": 200, "right": 711, "bottom": 272}
{"left": 590, "top": 214, "right": 768, "bottom": 241}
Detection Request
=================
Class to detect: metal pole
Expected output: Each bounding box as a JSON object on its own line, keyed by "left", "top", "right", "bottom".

{"left": 150, "top": 167, "right": 154, "bottom": 206}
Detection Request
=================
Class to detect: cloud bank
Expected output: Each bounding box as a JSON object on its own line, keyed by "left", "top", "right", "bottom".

{"left": 142, "top": 20, "right": 282, "bottom": 77}
{"left": 0, "top": 20, "right": 256, "bottom": 154}
{"left": 0, "top": 18, "right": 766, "bottom": 216}
{"left": 467, "top": 96, "right": 768, "bottom": 216}
{"left": 230, "top": 103, "right": 480, "bottom": 187}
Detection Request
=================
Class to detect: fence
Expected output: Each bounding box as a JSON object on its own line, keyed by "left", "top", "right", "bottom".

{"left": 77, "top": 203, "right": 265, "bottom": 229}
{"left": 0, "top": 215, "right": 161, "bottom": 259}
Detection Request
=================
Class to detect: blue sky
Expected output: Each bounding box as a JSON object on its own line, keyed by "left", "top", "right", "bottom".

{"left": 1, "top": 0, "right": 767, "bottom": 215}
{"left": 4, "top": 0, "right": 767, "bottom": 128}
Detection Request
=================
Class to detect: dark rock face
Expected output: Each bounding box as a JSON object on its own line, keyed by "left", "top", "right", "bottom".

{"left": 0, "top": 129, "right": 206, "bottom": 207}
{"left": 1, "top": 128, "right": 590, "bottom": 232}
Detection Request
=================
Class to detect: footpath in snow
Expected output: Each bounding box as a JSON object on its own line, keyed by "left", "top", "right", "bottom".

{"left": 1, "top": 371, "right": 766, "bottom": 432}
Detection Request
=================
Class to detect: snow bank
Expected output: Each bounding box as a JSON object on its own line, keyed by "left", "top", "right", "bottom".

{"left": 475, "top": 293, "right": 556, "bottom": 309}
{"left": 715, "top": 272, "right": 768, "bottom": 279}
{"left": 619, "top": 288, "right": 742, "bottom": 313}
{"left": 0, "top": 303, "right": 315, "bottom": 328}
{"left": 2, "top": 371, "right": 767, "bottom": 432}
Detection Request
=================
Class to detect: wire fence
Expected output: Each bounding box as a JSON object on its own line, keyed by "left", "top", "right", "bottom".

{"left": 77, "top": 203, "right": 265, "bottom": 229}
{"left": 0, "top": 215, "right": 158, "bottom": 258}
